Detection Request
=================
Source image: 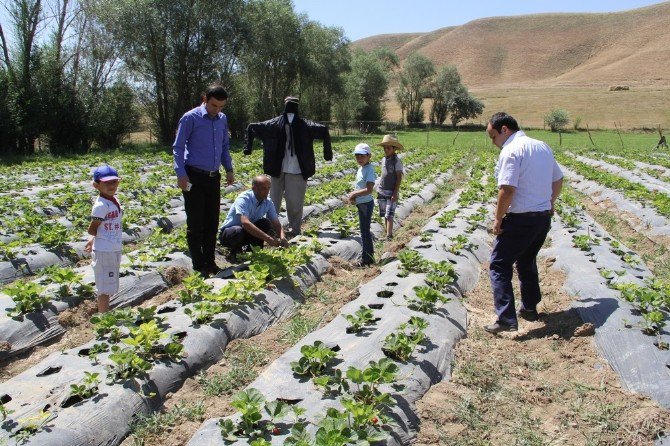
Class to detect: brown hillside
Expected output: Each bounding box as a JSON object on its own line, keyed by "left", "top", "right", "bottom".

{"left": 353, "top": 2, "right": 670, "bottom": 87}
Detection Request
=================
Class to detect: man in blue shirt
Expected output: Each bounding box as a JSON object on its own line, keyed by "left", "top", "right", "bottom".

{"left": 173, "top": 85, "right": 235, "bottom": 277}
{"left": 219, "top": 175, "right": 288, "bottom": 262}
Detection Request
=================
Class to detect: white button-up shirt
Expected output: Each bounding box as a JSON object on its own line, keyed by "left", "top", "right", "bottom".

{"left": 494, "top": 130, "right": 563, "bottom": 213}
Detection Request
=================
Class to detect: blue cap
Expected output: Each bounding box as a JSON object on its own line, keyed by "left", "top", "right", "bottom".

{"left": 93, "top": 164, "right": 120, "bottom": 182}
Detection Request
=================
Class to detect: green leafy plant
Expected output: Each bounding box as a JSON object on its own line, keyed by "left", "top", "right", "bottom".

{"left": 436, "top": 209, "right": 458, "bottom": 228}
{"left": 107, "top": 345, "right": 152, "bottom": 382}
{"left": 177, "top": 273, "right": 213, "bottom": 304}
{"left": 218, "top": 388, "right": 293, "bottom": 442}
{"left": 572, "top": 234, "right": 599, "bottom": 251}
{"left": 397, "top": 249, "right": 429, "bottom": 273}
{"left": 343, "top": 306, "right": 376, "bottom": 333}
{"left": 382, "top": 317, "right": 428, "bottom": 362}
{"left": 12, "top": 410, "right": 52, "bottom": 444}
{"left": 4, "top": 281, "right": 49, "bottom": 318}
{"left": 1, "top": 402, "right": 14, "bottom": 421}
{"left": 184, "top": 301, "right": 224, "bottom": 325}
{"left": 69, "top": 371, "right": 101, "bottom": 401}
{"left": 290, "top": 341, "right": 338, "bottom": 377}
{"left": 407, "top": 285, "right": 451, "bottom": 314}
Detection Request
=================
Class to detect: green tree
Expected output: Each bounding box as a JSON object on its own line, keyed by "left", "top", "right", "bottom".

{"left": 448, "top": 88, "right": 484, "bottom": 128}
{"left": 85, "top": 0, "right": 246, "bottom": 144}
{"left": 296, "top": 21, "right": 349, "bottom": 121}
{"left": 331, "top": 72, "right": 365, "bottom": 132}
{"left": 430, "top": 65, "right": 461, "bottom": 125}
{"left": 239, "top": 0, "right": 304, "bottom": 119}
{"left": 396, "top": 53, "right": 435, "bottom": 125}
{"left": 352, "top": 48, "right": 394, "bottom": 123}
{"left": 0, "top": 0, "right": 44, "bottom": 154}
{"left": 544, "top": 108, "right": 570, "bottom": 132}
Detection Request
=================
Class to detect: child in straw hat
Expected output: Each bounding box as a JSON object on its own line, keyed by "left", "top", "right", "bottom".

{"left": 377, "top": 134, "right": 404, "bottom": 240}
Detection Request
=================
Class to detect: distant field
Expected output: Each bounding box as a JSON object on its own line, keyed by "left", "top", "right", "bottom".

{"left": 382, "top": 84, "right": 670, "bottom": 130}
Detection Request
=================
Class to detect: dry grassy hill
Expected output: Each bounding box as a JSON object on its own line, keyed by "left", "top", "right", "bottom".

{"left": 354, "top": 2, "right": 670, "bottom": 128}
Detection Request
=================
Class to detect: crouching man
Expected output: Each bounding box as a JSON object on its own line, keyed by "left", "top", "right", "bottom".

{"left": 219, "top": 175, "right": 288, "bottom": 262}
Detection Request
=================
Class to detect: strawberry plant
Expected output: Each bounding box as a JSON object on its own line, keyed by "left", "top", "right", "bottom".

{"left": 290, "top": 340, "right": 338, "bottom": 377}
{"left": 4, "top": 281, "right": 49, "bottom": 318}
{"left": 448, "top": 234, "right": 471, "bottom": 255}
{"left": 12, "top": 410, "right": 53, "bottom": 443}
{"left": 69, "top": 371, "right": 101, "bottom": 401}
{"left": 436, "top": 209, "right": 458, "bottom": 228}
{"left": 397, "top": 249, "right": 429, "bottom": 273}
{"left": 178, "top": 273, "right": 213, "bottom": 304}
{"left": 1, "top": 402, "right": 14, "bottom": 421}
{"left": 573, "top": 234, "right": 599, "bottom": 251}
{"left": 641, "top": 310, "right": 666, "bottom": 335}
{"left": 382, "top": 317, "right": 428, "bottom": 362}
{"left": 218, "top": 388, "right": 293, "bottom": 442}
{"left": 184, "top": 301, "right": 224, "bottom": 325}
{"left": 425, "top": 260, "right": 458, "bottom": 291}
{"left": 45, "top": 267, "right": 93, "bottom": 298}
{"left": 407, "top": 285, "right": 451, "bottom": 314}
{"left": 343, "top": 306, "right": 376, "bottom": 333}
{"left": 107, "top": 345, "right": 152, "bottom": 382}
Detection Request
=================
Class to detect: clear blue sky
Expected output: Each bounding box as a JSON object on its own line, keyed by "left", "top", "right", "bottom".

{"left": 292, "top": 0, "right": 665, "bottom": 41}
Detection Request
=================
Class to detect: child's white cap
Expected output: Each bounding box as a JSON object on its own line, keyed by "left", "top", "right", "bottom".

{"left": 353, "top": 143, "right": 371, "bottom": 155}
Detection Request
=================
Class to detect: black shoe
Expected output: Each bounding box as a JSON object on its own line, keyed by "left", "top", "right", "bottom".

{"left": 518, "top": 308, "right": 539, "bottom": 322}
{"left": 195, "top": 269, "right": 210, "bottom": 279}
{"left": 484, "top": 321, "right": 518, "bottom": 334}
{"left": 207, "top": 264, "right": 222, "bottom": 276}
{"left": 225, "top": 251, "right": 238, "bottom": 264}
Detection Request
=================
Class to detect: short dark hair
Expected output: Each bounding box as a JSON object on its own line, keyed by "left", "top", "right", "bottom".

{"left": 489, "top": 112, "right": 520, "bottom": 132}
{"left": 206, "top": 85, "right": 228, "bottom": 101}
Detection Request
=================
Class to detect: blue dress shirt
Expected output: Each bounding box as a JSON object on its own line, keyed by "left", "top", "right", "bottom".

{"left": 221, "top": 190, "right": 279, "bottom": 229}
{"left": 173, "top": 104, "right": 233, "bottom": 178}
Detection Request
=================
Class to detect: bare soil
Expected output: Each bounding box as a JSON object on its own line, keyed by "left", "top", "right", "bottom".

{"left": 415, "top": 258, "right": 670, "bottom": 445}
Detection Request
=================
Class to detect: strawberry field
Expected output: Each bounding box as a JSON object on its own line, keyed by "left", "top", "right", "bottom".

{"left": 0, "top": 130, "right": 669, "bottom": 445}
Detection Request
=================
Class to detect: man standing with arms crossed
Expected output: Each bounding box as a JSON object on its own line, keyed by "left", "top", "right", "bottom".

{"left": 485, "top": 112, "right": 563, "bottom": 334}
{"left": 173, "top": 85, "right": 235, "bottom": 277}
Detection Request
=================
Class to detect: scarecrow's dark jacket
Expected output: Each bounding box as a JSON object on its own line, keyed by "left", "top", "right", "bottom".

{"left": 243, "top": 114, "right": 332, "bottom": 179}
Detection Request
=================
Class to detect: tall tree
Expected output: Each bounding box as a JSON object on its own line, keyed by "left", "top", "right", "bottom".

{"left": 1, "top": 0, "right": 45, "bottom": 154}
{"left": 448, "top": 88, "right": 484, "bottom": 128}
{"left": 296, "top": 21, "right": 349, "bottom": 121}
{"left": 85, "top": 0, "right": 246, "bottom": 144}
{"left": 396, "top": 52, "right": 434, "bottom": 125}
{"left": 239, "top": 0, "right": 303, "bottom": 119}
{"left": 430, "top": 64, "right": 461, "bottom": 125}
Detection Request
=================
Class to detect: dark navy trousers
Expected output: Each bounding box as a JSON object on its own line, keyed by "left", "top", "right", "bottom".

{"left": 489, "top": 212, "right": 552, "bottom": 325}
{"left": 219, "top": 217, "right": 273, "bottom": 253}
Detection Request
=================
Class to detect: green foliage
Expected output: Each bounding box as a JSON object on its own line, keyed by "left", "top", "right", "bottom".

{"left": 544, "top": 108, "right": 570, "bottom": 132}
{"left": 407, "top": 286, "right": 451, "bottom": 314}
{"left": 90, "top": 82, "right": 140, "bottom": 149}
{"left": 383, "top": 316, "right": 428, "bottom": 362}
{"left": 396, "top": 53, "right": 435, "bottom": 125}
{"left": 218, "top": 388, "right": 293, "bottom": 442}
{"left": 69, "top": 371, "right": 101, "bottom": 401}
{"left": 290, "top": 341, "right": 338, "bottom": 377}
{"left": 4, "top": 281, "right": 49, "bottom": 318}
{"left": 342, "top": 306, "right": 376, "bottom": 333}
{"left": 437, "top": 209, "right": 458, "bottom": 227}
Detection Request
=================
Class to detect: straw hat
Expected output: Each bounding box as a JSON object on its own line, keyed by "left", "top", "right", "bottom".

{"left": 377, "top": 134, "right": 404, "bottom": 151}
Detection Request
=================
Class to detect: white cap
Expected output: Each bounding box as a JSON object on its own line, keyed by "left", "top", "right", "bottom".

{"left": 353, "top": 143, "right": 371, "bottom": 155}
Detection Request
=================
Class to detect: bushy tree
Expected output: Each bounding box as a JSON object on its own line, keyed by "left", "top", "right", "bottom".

{"left": 448, "top": 89, "right": 484, "bottom": 128}
{"left": 396, "top": 53, "right": 434, "bottom": 125}
{"left": 89, "top": 82, "right": 140, "bottom": 149}
{"left": 86, "top": 0, "right": 246, "bottom": 144}
{"left": 544, "top": 108, "right": 570, "bottom": 132}
{"left": 430, "top": 65, "right": 461, "bottom": 125}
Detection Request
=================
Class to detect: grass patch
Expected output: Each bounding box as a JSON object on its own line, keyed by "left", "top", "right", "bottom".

{"left": 128, "top": 401, "right": 206, "bottom": 445}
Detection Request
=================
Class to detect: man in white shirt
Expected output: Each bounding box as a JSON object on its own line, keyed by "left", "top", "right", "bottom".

{"left": 485, "top": 112, "right": 564, "bottom": 334}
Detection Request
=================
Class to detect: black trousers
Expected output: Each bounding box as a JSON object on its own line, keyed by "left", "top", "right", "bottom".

{"left": 219, "top": 218, "right": 274, "bottom": 253}
{"left": 183, "top": 166, "right": 221, "bottom": 271}
{"left": 489, "top": 212, "right": 552, "bottom": 325}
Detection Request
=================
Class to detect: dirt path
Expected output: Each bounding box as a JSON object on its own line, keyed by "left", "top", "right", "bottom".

{"left": 415, "top": 256, "right": 670, "bottom": 445}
